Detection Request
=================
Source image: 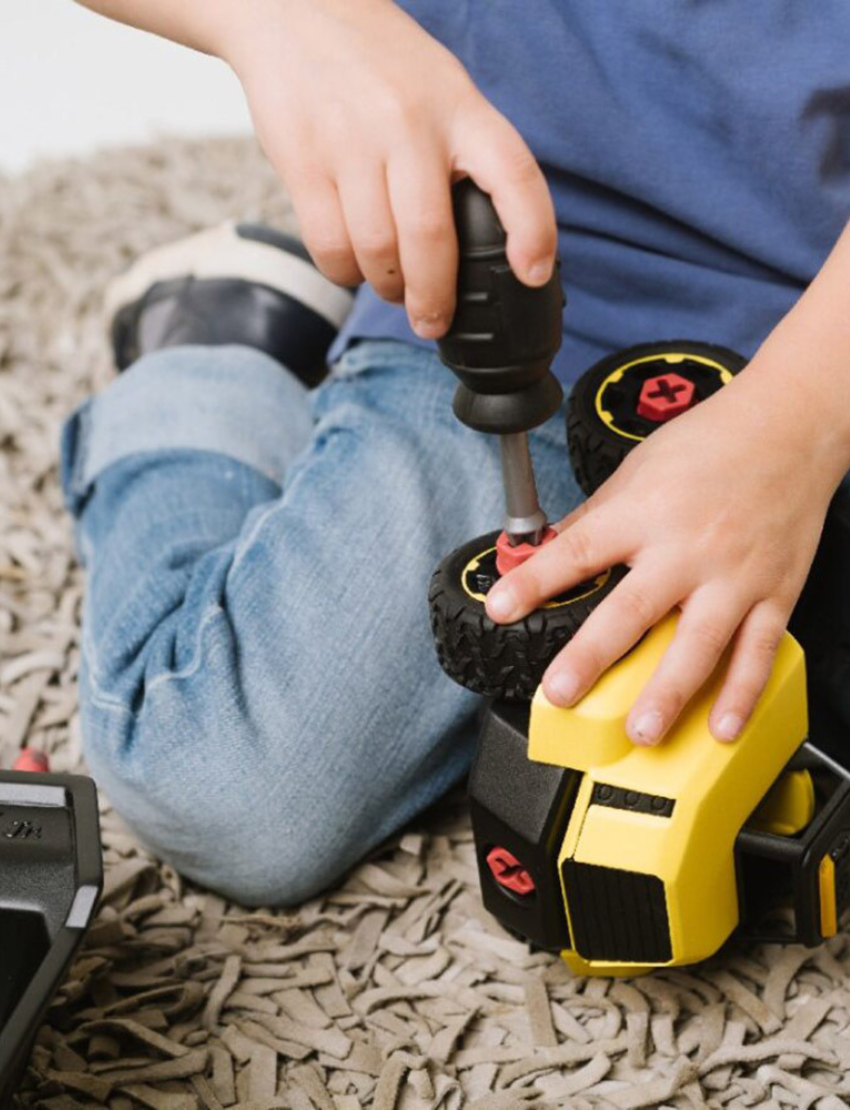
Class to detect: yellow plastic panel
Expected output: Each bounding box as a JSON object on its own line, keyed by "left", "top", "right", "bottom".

{"left": 560, "top": 949, "right": 654, "bottom": 978}
{"left": 529, "top": 616, "right": 679, "bottom": 771}
{"left": 750, "top": 769, "right": 815, "bottom": 837}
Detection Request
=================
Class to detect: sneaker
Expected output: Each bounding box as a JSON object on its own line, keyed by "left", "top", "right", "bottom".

{"left": 106, "top": 222, "right": 355, "bottom": 388}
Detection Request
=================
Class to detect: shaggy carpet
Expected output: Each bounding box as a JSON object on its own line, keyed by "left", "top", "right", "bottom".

{"left": 2, "top": 137, "right": 850, "bottom": 1110}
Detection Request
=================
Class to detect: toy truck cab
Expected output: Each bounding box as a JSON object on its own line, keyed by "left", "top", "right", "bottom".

{"left": 469, "top": 615, "right": 850, "bottom": 975}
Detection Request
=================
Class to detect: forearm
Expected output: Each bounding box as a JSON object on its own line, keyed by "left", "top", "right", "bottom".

{"left": 73, "top": 0, "right": 270, "bottom": 59}
{"left": 741, "top": 218, "right": 850, "bottom": 487}
{"left": 73, "top": 0, "right": 393, "bottom": 62}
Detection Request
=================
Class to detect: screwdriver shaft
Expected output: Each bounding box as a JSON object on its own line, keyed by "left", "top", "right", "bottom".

{"left": 499, "top": 432, "right": 548, "bottom": 545}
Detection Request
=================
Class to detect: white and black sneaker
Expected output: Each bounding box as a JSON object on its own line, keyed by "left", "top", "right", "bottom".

{"left": 107, "top": 222, "right": 355, "bottom": 388}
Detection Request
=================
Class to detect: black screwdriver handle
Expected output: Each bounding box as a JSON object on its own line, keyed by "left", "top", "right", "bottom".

{"left": 437, "top": 179, "right": 565, "bottom": 435}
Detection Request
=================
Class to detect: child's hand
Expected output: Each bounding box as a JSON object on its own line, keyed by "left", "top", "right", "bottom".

{"left": 485, "top": 340, "right": 849, "bottom": 745}
{"left": 224, "top": 0, "right": 556, "bottom": 339}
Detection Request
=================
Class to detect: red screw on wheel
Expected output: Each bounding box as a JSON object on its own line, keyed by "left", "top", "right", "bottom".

{"left": 637, "top": 372, "right": 696, "bottom": 423}
{"left": 495, "top": 526, "right": 558, "bottom": 576}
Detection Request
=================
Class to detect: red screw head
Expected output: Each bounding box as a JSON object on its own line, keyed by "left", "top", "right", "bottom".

{"left": 494, "top": 526, "right": 557, "bottom": 577}
{"left": 485, "top": 846, "right": 536, "bottom": 896}
{"left": 637, "top": 372, "right": 696, "bottom": 423}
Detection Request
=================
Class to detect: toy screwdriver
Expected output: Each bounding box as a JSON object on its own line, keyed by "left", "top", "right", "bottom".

{"left": 437, "top": 179, "right": 564, "bottom": 556}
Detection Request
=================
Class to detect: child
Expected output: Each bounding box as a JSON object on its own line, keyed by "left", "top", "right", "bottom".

{"left": 68, "top": 0, "right": 850, "bottom": 904}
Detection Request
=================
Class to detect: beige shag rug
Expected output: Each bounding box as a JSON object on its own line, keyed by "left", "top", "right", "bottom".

{"left": 3, "top": 136, "right": 850, "bottom": 1110}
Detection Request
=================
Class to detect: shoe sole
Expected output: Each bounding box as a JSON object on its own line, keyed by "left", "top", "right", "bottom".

{"left": 106, "top": 222, "right": 354, "bottom": 332}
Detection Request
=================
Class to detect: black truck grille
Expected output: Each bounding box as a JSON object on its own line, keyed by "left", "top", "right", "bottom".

{"left": 561, "top": 861, "right": 672, "bottom": 964}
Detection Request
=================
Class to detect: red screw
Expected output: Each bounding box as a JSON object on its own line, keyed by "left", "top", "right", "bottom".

{"left": 495, "top": 527, "right": 557, "bottom": 577}
{"left": 637, "top": 372, "right": 696, "bottom": 423}
{"left": 486, "top": 846, "right": 536, "bottom": 896}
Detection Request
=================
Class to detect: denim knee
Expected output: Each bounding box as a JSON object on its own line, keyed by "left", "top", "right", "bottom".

{"left": 80, "top": 669, "right": 369, "bottom": 907}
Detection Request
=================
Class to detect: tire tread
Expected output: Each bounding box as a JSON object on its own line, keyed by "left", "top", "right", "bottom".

{"left": 429, "top": 532, "right": 625, "bottom": 701}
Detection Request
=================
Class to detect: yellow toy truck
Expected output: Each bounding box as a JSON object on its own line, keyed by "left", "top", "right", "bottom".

{"left": 430, "top": 183, "right": 850, "bottom": 975}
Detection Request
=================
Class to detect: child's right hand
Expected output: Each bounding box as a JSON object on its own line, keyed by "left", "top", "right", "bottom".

{"left": 222, "top": 0, "right": 557, "bottom": 338}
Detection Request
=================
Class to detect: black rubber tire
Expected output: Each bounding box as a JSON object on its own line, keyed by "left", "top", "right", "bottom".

{"left": 567, "top": 340, "right": 746, "bottom": 496}
{"left": 429, "top": 530, "right": 627, "bottom": 701}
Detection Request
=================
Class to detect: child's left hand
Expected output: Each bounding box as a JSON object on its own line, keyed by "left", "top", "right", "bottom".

{"left": 485, "top": 321, "right": 850, "bottom": 745}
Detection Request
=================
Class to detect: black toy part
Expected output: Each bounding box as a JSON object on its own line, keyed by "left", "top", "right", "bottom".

{"left": 468, "top": 701, "right": 577, "bottom": 951}
{"left": 737, "top": 742, "right": 850, "bottom": 947}
{"left": 0, "top": 772, "right": 103, "bottom": 1109}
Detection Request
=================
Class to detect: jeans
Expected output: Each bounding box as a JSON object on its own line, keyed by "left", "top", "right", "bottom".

{"left": 61, "top": 340, "right": 585, "bottom": 906}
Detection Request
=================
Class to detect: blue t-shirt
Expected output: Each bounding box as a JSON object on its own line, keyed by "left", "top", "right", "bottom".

{"left": 332, "top": 1, "right": 850, "bottom": 384}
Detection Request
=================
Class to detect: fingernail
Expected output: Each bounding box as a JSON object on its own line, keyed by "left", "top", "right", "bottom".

{"left": 546, "top": 669, "right": 581, "bottom": 707}
{"left": 629, "top": 709, "right": 664, "bottom": 746}
{"left": 715, "top": 712, "right": 744, "bottom": 742}
{"left": 486, "top": 584, "right": 517, "bottom": 622}
{"left": 527, "top": 260, "right": 552, "bottom": 285}
{"left": 413, "top": 314, "right": 446, "bottom": 339}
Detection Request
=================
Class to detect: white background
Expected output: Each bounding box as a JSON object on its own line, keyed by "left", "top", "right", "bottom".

{"left": 1, "top": 1, "right": 253, "bottom": 174}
